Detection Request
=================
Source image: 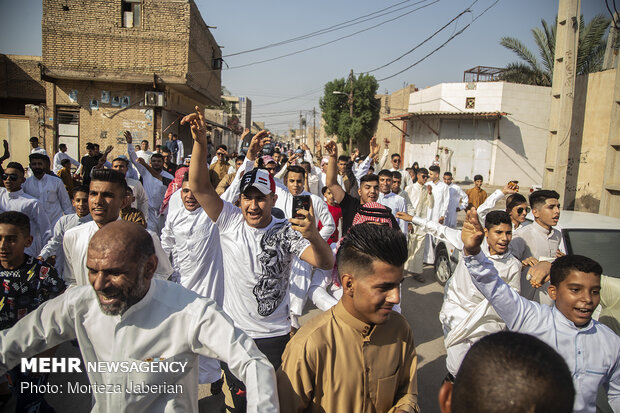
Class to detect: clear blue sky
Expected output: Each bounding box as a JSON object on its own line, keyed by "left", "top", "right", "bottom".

{"left": 0, "top": 0, "right": 608, "bottom": 134}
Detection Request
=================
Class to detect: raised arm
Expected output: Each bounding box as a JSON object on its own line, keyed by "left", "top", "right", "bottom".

{"left": 324, "top": 141, "right": 345, "bottom": 203}
{"left": 477, "top": 182, "right": 518, "bottom": 225}
{"left": 182, "top": 107, "right": 223, "bottom": 222}
{"left": 124, "top": 131, "right": 148, "bottom": 177}
{"left": 353, "top": 137, "right": 379, "bottom": 181}
{"left": 461, "top": 207, "right": 543, "bottom": 332}
{"left": 290, "top": 205, "right": 334, "bottom": 270}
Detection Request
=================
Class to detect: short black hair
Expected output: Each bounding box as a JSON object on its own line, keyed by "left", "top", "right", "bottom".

{"left": 550, "top": 255, "right": 602, "bottom": 287}
{"left": 93, "top": 143, "right": 100, "bottom": 149}
{"left": 285, "top": 165, "right": 306, "bottom": 180}
{"left": 72, "top": 184, "right": 89, "bottom": 198}
{"left": 160, "top": 147, "right": 171, "bottom": 154}
{"left": 429, "top": 165, "right": 440, "bottom": 173}
{"left": 452, "top": 331, "right": 574, "bottom": 413}
{"left": 417, "top": 167, "right": 429, "bottom": 175}
{"left": 337, "top": 155, "right": 349, "bottom": 163}
{"left": 0, "top": 211, "right": 30, "bottom": 236}
{"left": 377, "top": 169, "right": 393, "bottom": 178}
{"left": 60, "top": 158, "right": 71, "bottom": 167}
{"left": 141, "top": 140, "right": 148, "bottom": 145}
{"left": 391, "top": 153, "right": 400, "bottom": 159}
{"left": 29, "top": 137, "right": 38, "bottom": 143}
{"left": 321, "top": 186, "right": 329, "bottom": 195}
{"left": 506, "top": 193, "right": 527, "bottom": 211}
{"left": 529, "top": 189, "right": 560, "bottom": 210}
{"left": 360, "top": 173, "right": 379, "bottom": 185}
{"left": 392, "top": 171, "right": 402, "bottom": 180}
{"left": 58, "top": 143, "right": 67, "bottom": 150}
{"left": 90, "top": 169, "right": 128, "bottom": 192}
{"left": 236, "top": 155, "right": 245, "bottom": 163}
{"left": 484, "top": 210, "right": 512, "bottom": 230}
{"left": 443, "top": 171, "right": 453, "bottom": 177}
{"left": 217, "top": 144, "right": 227, "bottom": 151}
{"left": 150, "top": 153, "right": 164, "bottom": 161}
{"left": 111, "top": 157, "right": 129, "bottom": 166}
{"left": 474, "top": 174, "right": 483, "bottom": 181}
{"left": 5, "top": 162, "right": 25, "bottom": 175}
{"left": 29, "top": 153, "right": 49, "bottom": 163}
{"left": 337, "top": 223, "right": 407, "bottom": 278}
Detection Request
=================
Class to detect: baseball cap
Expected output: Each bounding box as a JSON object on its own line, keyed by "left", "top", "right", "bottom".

{"left": 240, "top": 168, "right": 276, "bottom": 195}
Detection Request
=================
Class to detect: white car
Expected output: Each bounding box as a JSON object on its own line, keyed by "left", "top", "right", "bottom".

{"left": 432, "top": 210, "right": 620, "bottom": 285}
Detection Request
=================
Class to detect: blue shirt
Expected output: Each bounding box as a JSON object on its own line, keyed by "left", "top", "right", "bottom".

{"left": 464, "top": 251, "right": 620, "bottom": 413}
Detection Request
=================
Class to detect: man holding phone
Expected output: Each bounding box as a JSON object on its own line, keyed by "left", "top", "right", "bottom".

{"left": 183, "top": 107, "right": 334, "bottom": 412}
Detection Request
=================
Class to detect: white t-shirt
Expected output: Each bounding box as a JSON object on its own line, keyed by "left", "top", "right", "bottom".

{"left": 216, "top": 201, "right": 310, "bottom": 338}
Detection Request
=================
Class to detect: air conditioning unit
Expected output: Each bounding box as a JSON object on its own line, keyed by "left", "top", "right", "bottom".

{"left": 144, "top": 91, "right": 165, "bottom": 107}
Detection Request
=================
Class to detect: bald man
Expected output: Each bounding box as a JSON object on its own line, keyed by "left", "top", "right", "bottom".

{"left": 0, "top": 221, "right": 278, "bottom": 412}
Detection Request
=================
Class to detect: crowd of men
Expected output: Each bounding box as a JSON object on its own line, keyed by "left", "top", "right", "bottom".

{"left": 0, "top": 107, "right": 617, "bottom": 413}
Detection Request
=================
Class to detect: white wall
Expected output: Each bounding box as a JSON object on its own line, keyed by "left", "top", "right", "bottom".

{"left": 405, "top": 82, "right": 551, "bottom": 186}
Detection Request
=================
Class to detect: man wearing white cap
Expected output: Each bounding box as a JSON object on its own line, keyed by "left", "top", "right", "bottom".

{"left": 183, "top": 107, "right": 334, "bottom": 412}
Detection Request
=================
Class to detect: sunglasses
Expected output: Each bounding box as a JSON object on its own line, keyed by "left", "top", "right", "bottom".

{"left": 2, "top": 173, "right": 18, "bottom": 181}
{"left": 420, "top": 175, "right": 429, "bottom": 179}
{"left": 393, "top": 159, "right": 401, "bottom": 163}
{"left": 516, "top": 207, "right": 531, "bottom": 215}
{"left": 216, "top": 152, "right": 225, "bottom": 157}
{"left": 266, "top": 167, "right": 276, "bottom": 171}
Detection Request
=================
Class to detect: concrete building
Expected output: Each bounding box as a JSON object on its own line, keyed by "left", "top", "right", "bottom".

{"left": 34, "top": 0, "right": 221, "bottom": 161}
{"left": 383, "top": 81, "right": 551, "bottom": 187}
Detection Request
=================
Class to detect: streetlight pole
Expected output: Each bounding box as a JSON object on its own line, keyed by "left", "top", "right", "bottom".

{"left": 347, "top": 69, "right": 354, "bottom": 154}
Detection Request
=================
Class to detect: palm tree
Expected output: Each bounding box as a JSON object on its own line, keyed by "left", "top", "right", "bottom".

{"left": 500, "top": 14, "right": 611, "bottom": 86}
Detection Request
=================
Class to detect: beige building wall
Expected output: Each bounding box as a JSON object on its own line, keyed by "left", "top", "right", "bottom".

{"left": 567, "top": 69, "right": 620, "bottom": 216}
{"left": 375, "top": 84, "right": 416, "bottom": 169}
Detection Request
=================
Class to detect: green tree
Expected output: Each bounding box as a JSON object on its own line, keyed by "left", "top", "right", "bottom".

{"left": 319, "top": 73, "right": 380, "bottom": 152}
{"left": 499, "top": 14, "right": 610, "bottom": 86}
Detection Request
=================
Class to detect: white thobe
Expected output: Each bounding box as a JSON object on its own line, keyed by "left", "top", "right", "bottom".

{"left": 424, "top": 180, "right": 450, "bottom": 262}
{"left": 161, "top": 205, "right": 225, "bottom": 383}
{"left": 439, "top": 149, "right": 453, "bottom": 175}
{"left": 0, "top": 188, "right": 51, "bottom": 257}
{"left": 510, "top": 221, "right": 565, "bottom": 305}
{"left": 23, "top": 174, "right": 73, "bottom": 226}
{"left": 39, "top": 213, "right": 92, "bottom": 276}
{"left": 275, "top": 188, "right": 334, "bottom": 323}
{"left": 445, "top": 183, "right": 468, "bottom": 229}
{"left": 175, "top": 140, "right": 185, "bottom": 166}
{"left": 128, "top": 144, "right": 173, "bottom": 233}
{"left": 126, "top": 177, "right": 149, "bottom": 219}
{"left": 394, "top": 188, "right": 415, "bottom": 215}
{"left": 464, "top": 251, "right": 620, "bottom": 413}
{"left": 440, "top": 241, "right": 521, "bottom": 375}
{"left": 62, "top": 220, "right": 173, "bottom": 286}
{"left": 52, "top": 151, "right": 80, "bottom": 173}
{"left": 135, "top": 149, "right": 153, "bottom": 164}
{"left": 0, "top": 279, "right": 279, "bottom": 413}
{"left": 377, "top": 191, "right": 409, "bottom": 236}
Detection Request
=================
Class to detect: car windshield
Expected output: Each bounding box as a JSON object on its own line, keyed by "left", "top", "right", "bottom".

{"left": 563, "top": 229, "right": 620, "bottom": 279}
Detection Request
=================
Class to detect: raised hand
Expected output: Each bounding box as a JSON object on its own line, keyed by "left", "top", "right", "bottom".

{"left": 104, "top": 145, "right": 114, "bottom": 155}
{"left": 502, "top": 181, "right": 519, "bottom": 195}
{"left": 384, "top": 138, "right": 390, "bottom": 148}
{"left": 180, "top": 106, "right": 210, "bottom": 145}
{"left": 324, "top": 140, "right": 338, "bottom": 157}
{"left": 247, "top": 130, "right": 271, "bottom": 161}
{"left": 527, "top": 261, "right": 552, "bottom": 288}
{"left": 369, "top": 136, "right": 379, "bottom": 157}
{"left": 1, "top": 139, "right": 10, "bottom": 160}
{"left": 289, "top": 204, "right": 318, "bottom": 240}
{"left": 301, "top": 143, "right": 310, "bottom": 151}
{"left": 123, "top": 130, "right": 133, "bottom": 144}
{"left": 461, "top": 207, "right": 484, "bottom": 255}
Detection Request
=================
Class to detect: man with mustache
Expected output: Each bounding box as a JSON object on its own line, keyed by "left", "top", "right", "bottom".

{"left": 0, "top": 221, "right": 278, "bottom": 413}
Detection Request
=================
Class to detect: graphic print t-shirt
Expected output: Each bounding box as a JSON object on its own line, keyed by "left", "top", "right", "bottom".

{"left": 216, "top": 201, "right": 310, "bottom": 338}
{"left": 0, "top": 255, "right": 65, "bottom": 330}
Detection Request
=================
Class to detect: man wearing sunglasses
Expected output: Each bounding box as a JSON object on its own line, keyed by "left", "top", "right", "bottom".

{"left": 0, "top": 162, "right": 51, "bottom": 258}
{"left": 404, "top": 168, "right": 434, "bottom": 282}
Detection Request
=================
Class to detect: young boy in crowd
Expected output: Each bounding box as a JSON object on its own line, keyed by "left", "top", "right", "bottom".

{"left": 57, "top": 158, "right": 74, "bottom": 197}
{"left": 461, "top": 207, "right": 620, "bottom": 413}
{"left": 320, "top": 186, "right": 342, "bottom": 245}
{"left": 466, "top": 174, "right": 488, "bottom": 209}
{"left": 0, "top": 211, "right": 65, "bottom": 411}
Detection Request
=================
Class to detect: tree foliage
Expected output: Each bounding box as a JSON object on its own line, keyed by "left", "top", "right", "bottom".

{"left": 319, "top": 73, "right": 380, "bottom": 150}
{"left": 499, "top": 14, "right": 611, "bottom": 86}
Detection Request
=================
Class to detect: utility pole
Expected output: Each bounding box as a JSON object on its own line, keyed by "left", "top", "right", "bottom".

{"left": 299, "top": 111, "right": 303, "bottom": 147}
{"left": 542, "top": 0, "right": 580, "bottom": 208}
{"left": 348, "top": 69, "right": 354, "bottom": 154}
{"left": 312, "top": 107, "right": 316, "bottom": 151}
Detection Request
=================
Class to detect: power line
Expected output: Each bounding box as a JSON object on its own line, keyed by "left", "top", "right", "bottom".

{"left": 223, "top": 0, "right": 419, "bottom": 57}
{"left": 363, "top": 1, "right": 476, "bottom": 73}
{"left": 376, "top": 0, "right": 501, "bottom": 82}
{"left": 226, "top": 0, "right": 439, "bottom": 70}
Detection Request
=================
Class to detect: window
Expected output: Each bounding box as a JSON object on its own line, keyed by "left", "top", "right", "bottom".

{"left": 563, "top": 229, "right": 620, "bottom": 279}
{"left": 465, "top": 97, "right": 475, "bottom": 109}
{"left": 122, "top": 0, "right": 141, "bottom": 28}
